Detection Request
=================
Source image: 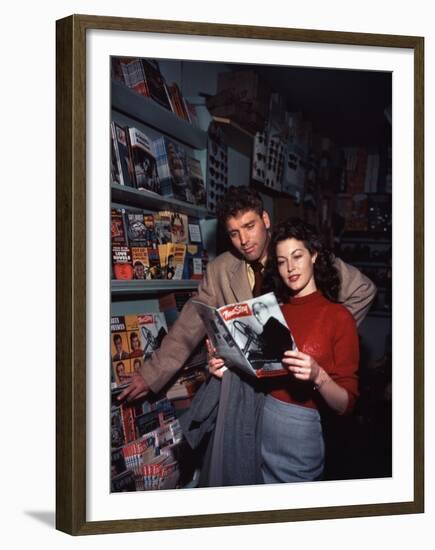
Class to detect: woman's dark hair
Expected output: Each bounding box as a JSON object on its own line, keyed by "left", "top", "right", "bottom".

{"left": 216, "top": 186, "right": 264, "bottom": 226}
{"left": 263, "top": 217, "right": 340, "bottom": 303}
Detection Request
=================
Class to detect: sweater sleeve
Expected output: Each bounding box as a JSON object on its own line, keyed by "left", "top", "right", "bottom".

{"left": 329, "top": 307, "right": 360, "bottom": 415}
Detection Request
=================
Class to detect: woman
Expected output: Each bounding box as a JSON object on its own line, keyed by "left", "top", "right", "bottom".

{"left": 208, "top": 217, "right": 359, "bottom": 483}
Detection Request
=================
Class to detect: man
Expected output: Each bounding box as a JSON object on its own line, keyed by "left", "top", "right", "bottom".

{"left": 133, "top": 261, "right": 146, "bottom": 280}
{"left": 133, "top": 358, "right": 143, "bottom": 372}
{"left": 247, "top": 300, "right": 295, "bottom": 368}
{"left": 114, "top": 361, "right": 132, "bottom": 385}
{"left": 112, "top": 334, "right": 129, "bottom": 361}
{"left": 119, "top": 186, "right": 376, "bottom": 402}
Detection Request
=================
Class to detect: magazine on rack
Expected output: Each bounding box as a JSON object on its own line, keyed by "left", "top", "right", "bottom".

{"left": 192, "top": 292, "right": 297, "bottom": 378}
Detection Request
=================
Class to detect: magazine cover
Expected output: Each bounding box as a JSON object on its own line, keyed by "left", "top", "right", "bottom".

{"left": 111, "top": 121, "right": 135, "bottom": 187}
{"left": 153, "top": 136, "right": 190, "bottom": 201}
{"left": 147, "top": 246, "right": 163, "bottom": 279}
{"left": 140, "top": 59, "right": 173, "bottom": 112}
{"left": 183, "top": 245, "right": 207, "bottom": 280}
{"left": 131, "top": 247, "right": 148, "bottom": 280}
{"left": 111, "top": 408, "right": 126, "bottom": 449}
{"left": 143, "top": 214, "right": 158, "bottom": 248}
{"left": 155, "top": 212, "right": 172, "bottom": 244}
{"left": 110, "top": 123, "right": 123, "bottom": 186}
{"left": 138, "top": 313, "right": 169, "bottom": 359}
{"left": 124, "top": 211, "right": 148, "bottom": 247}
{"left": 127, "top": 127, "right": 161, "bottom": 193}
{"left": 170, "top": 212, "right": 189, "bottom": 244}
{"left": 111, "top": 208, "right": 127, "bottom": 245}
{"left": 120, "top": 57, "right": 150, "bottom": 97}
{"left": 111, "top": 316, "right": 130, "bottom": 363}
{"left": 111, "top": 245, "right": 133, "bottom": 280}
{"left": 192, "top": 292, "right": 296, "bottom": 378}
{"left": 112, "top": 358, "right": 135, "bottom": 387}
{"left": 125, "top": 315, "right": 143, "bottom": 358}
{"left": 185, "top": 155, "right": 206, "bottom": 206}
{"left": 166, "top": 82, "right": 190, "bottom": 121}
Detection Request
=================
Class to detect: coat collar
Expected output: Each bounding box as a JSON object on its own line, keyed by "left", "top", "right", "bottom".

{"left": 229, "top": 254, "right": 252, "bottom": 302}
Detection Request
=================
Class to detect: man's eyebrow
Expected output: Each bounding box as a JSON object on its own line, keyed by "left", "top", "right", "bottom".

{"left": 228, "top": 219, "right": 256, "bottom": 233}
{"left": 236, "top": 220, "right": 256, "bottom": 229}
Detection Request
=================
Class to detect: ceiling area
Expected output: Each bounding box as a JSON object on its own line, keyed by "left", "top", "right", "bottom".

{"left": 231, "top": 62, "right": 392, "bottom": 148}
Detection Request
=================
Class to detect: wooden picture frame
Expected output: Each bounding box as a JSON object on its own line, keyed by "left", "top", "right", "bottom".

{"left": 56, "top": 14, "right": 424, "bottom": 535}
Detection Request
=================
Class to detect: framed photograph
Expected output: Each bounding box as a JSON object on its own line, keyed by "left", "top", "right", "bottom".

{"left": 56, "top": 14, "right": 424, "bottom": 535}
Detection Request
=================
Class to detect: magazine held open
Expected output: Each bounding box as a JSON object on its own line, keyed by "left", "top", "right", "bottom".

{"left": 192, "top": 292, "right": 297, "bottom": 378}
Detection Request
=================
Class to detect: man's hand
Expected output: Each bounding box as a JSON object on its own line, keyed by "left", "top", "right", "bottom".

{"left": 117, "top": 372, "right": 150, "bottom": 402}
{"left": 206, "top": 339, "right": 227, "bottom": 379}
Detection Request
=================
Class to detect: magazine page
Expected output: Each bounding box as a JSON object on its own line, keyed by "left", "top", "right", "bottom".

{"left": 217, "top": 292, "right": 296, "bottom": 378}
{"left": 191, "top": 300, "right": 253, "bottom": 376}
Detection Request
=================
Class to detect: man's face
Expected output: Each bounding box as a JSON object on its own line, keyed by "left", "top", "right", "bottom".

{"left": 115, "top": 337, "right": 122, "bottom": 353}
{"left": 226, "top": 209, "right": 271, "bottom": 263}
{"left": 134, "top": 264, "right": 144, "bottom": 279}
{"left": 253, "top": 303, "right": 270, "bottom": 326}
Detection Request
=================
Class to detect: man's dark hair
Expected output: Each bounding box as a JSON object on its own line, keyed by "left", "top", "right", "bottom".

{"left": 113, "top": 334, "right": 122, "bottom": 344}
{"left": 216, "top": 186, "right": 264, "bottom": 225}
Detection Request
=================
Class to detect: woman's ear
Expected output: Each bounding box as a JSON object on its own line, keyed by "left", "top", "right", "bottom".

{"left": 312, "top": 251, "right": 318, "bottom": 264}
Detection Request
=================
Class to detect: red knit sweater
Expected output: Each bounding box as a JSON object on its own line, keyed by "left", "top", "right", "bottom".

{"left": 269, "top": 290, "right": 359, "bottom": 415}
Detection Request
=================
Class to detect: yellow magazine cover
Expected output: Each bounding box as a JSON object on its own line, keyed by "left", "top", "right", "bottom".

{"left": 112, "top": 358, "right": 135, "bottom": 387}
{"left": 125, "top": 314, "right": 143, "bottom": 358}
{"left": 111, "top": 316, "right": 130, "bottom": 361}
{"left": 166, "top": 243, "right": 176, "bottom": 280}
{"left": 173, "top": 243, "right": 186, "bottom": 280}
{"left": 170, "top": 212, "right": 188, "bottom": 244}
{"left": 158, "top": 243, "right": 168, "bottom": 278}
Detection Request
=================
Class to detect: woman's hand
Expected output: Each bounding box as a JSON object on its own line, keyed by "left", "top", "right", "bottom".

{"left": 206, "top": 339, "right": 227, "bottom": 379}
{"left": 282, "top": 350, "right": 321, "bottom": 382}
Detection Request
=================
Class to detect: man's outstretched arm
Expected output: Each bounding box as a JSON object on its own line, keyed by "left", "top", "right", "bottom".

{"left": 118, "top": 260, "right": 219, "bottom": 402}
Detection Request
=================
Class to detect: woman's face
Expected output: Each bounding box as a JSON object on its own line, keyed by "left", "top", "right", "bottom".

{"left": 131, "top": 334, "right": 140, "bottom": 350}
{"left": 276, "top": 238, "right": 317, "bottom": 297}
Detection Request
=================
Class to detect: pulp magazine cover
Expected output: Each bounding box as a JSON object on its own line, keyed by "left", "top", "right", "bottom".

{"left": 192, "top": 292, "right": 296, "bottom": 378}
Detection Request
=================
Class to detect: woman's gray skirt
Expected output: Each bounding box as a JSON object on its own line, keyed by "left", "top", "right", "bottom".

{"left": 261, "top": 394, "right": 325, "bottom": 483}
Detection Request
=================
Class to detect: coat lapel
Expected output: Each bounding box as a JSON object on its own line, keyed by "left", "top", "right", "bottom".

{"left": 229, "top": 257, "right": 252, "bottom": 302}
